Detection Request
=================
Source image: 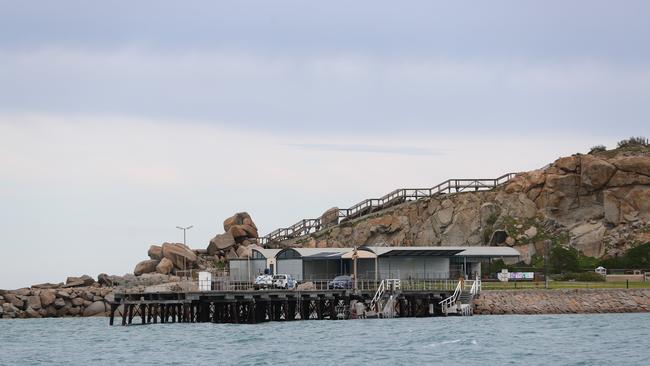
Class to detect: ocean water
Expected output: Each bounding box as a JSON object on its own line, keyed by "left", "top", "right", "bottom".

{"left": 1, "top": 313, "right": 649, "bottom": 365}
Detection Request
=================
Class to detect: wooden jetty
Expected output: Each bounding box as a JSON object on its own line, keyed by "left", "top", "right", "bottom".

{"left": 108, "top": 288, "right": 454, "bottom": 325}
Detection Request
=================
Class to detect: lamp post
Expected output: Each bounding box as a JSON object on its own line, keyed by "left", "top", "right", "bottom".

{"left": 352, "top": 246, "right": 358, "bottom": 292}
{"left": 544, "top": 239, "right": 550, "bottom": 289}
{"left": 176, "top": 225, "right": 193, "bottom": 278}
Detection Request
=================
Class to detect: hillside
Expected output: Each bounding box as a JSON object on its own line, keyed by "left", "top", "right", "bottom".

{"left": 270, "top": 144, "right": 650, "bottom": 265}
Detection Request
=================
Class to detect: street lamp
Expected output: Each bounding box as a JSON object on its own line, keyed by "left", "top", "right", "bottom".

{"left": 176, "top": 225, "right": 193, "bottom": 246}
{"left": 176, "top": 225, "right": 193, "bottom": 278}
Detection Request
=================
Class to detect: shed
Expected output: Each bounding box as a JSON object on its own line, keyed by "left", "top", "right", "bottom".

{"left": 229, "top": 246, "right": 280, "bottom": 281}
{"left": 276, "top": 248, "right": 353, "bottom": 281}
{"left": 359, "top": 246, "right": 464, "bottom": 280}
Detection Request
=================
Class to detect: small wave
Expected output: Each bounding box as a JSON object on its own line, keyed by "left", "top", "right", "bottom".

{"left": 425, "top": 339, "right": 478, "bottom": 348}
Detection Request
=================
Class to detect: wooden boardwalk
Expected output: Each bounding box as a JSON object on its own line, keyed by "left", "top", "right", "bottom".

{"left": 259, "top": 173, "right": 517, "bottom": 245}
{"left": 109, "top": 288, "right": 453, "bottom": 325}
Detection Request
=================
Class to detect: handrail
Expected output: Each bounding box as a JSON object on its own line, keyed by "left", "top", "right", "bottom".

{"left": 259, "top": 172, "right": 518, "bottom": 245}
{"left": 439, "top": 279, "right": 463, "bottom": 313}
{"left": 370, "top": 279, "right": 386, "bottom": 312}
{"left": 469, "top": 275, "right": 481, "bottom": 296}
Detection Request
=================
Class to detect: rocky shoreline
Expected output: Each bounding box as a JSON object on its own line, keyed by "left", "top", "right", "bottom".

{"left": 4, "top": 281, "right": 650, "bottom": 319}
{"left": 1, "top": 277, "right": 113, "bottom": 319}
{"left": 0, "top": 273, "right": 195, "bottom": 319}
{"left": 474, "top": 288, "right": 650, "bottom": 315}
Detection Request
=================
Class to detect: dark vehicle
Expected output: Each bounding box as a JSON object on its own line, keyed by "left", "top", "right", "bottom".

{"left": 328, "top": 275, "right": 353, "bottom": 289}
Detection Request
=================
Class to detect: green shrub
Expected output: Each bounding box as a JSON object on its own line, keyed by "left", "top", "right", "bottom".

{"left": 550, "top": 245, "right": 580, "bottom": 273}
{"left": 483, "top": 259, "right": 512, "bottom": 276}
{"left": 599, "top": 242, "right": 650, "bottom": 269}
{"left": 553, "top": 271, "right": 605, "bottom": 282}
{"left": 589, "top": 145, "right": 607, "bottom": 154}
{"left": 574, "top": 271, "right": 606, "bottom": 281}
{"left": 617, "top": 136, "right": 649, "bottom": 148}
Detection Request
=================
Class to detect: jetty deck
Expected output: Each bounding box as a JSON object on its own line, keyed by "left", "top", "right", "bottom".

{"left": 109, "top": 288, "right": 454, "bottom": 325}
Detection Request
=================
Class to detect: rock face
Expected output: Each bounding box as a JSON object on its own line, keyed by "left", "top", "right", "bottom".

{"left": 207, "top": 232, "right": 236, "bottom": 254}
{"left": 64, "top": 275, "right": 96, "bottom": 288}
{"left": 97, "top": 273, "right": 113, "bottom": 287}
{"left": 156, "top": 257, "right": 174, "bottom": 275}
{"left": 321, "top": 207, "right": 340, "bottom": 229}
{"left": 82, "top": 301, "right": 106, "bottom": 317}
{"left": 161, "top": 243, "right": 197, "bottom": 270}
{"left": 205, "top": 212, "right": 260, "bottom": 262}
{"left": 133, "top": 259, "right": 160, "bottom": 276}
{"left": 148, "top": 245, "right": 163, "bottom": 260}
{"left": 223, "top": 212, "right": 259, "bottom": 243}
{"left": 271, "top": 149, "right": 650, "bottom": 261}
{"left": 40, "top": 290, "right": 56, "bottom": 307}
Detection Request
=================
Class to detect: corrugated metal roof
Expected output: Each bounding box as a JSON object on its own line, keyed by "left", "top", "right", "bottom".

{"left": 360, "top": 246, "right": 463, "bottom": 257}
{"left": 448, "top": 246, "right": 520, "bottom": 257}
{"left": 250, "top": 246, "right": 281, "bottom": 259}
{"left": 359, "top": 246, "right": 520, "bottom": 258}
{"left": 277, "top": 247, "right": 350, "bottom": 258}
{"left": 276, "top": 246, "right": 520, "bottom": 259}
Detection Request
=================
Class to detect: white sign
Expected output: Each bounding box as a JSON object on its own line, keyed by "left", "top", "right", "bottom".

{"left": 508, "top": 272, "right": 534, "bottom": 280}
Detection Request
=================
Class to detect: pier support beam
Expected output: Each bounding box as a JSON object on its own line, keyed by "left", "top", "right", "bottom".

{"left": 109, "top": 304, "right": 117, "bottom": 326}
{"left": 121, "top": 304, "right": 127, "bottom": 326}
{"left": 287, "top": 300, "right": 296, "bottom": 321}
{"left": 127, "top": 304, "right": 134, "bottom": 325}
{"left": 140, "top": 304, "right": 146, "bottom": 324}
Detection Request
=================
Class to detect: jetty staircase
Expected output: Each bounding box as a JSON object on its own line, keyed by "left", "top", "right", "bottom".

{"left": 369, "top": 279, "right": 401, "bottom": 318}
{"left": 259, "top": 173, "right": 517, "bottom": 246}
{"left": 439, "top": 275, "right": 481, "bottom": 316}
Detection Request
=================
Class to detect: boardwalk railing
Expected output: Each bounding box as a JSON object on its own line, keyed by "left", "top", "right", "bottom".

{"left": 260, "top": 173, "right": 518, "bottom": 245}
{"left": 202, "top": 278, "right": 475, "bottom": 293}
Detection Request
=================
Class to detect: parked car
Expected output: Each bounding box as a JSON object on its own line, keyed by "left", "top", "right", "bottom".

{"left": 328, "top": 275, "right": 353, "bottom": 289}
{"left": 272, "top": 274, "right": 296, "bottom": 289}
{"left": 254, "top": 274, "right": 273, "bottom": 290}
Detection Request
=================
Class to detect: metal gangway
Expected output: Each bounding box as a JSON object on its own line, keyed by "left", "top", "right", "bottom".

{"left": 439, "top": 275, "right": 482, "bottom": 316}
{"left": 369, "top": 279, "right": 401, "bottom": 318}
{"left": 260, "top": 173, "right": 517, "bottom": 245}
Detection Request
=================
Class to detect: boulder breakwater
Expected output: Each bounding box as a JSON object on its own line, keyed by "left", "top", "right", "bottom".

{"left": 0, "top": 273, "right": 193, "bottom": 319}
{"left": 474, "top": 289, "right": 650, "bottom": 315}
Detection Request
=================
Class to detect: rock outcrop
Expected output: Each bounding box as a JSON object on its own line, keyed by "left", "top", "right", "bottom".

{"left": 147, "top": 245, "right": 163, "bottom": 260}
{"left": 129, "top": 212, "right": 260, "bottom": 276}
{"left": 205, "top": 212, "right": 260, "bottom": 263}
{"left": 161, "top": 243, "right": 197, "bottom": 270}
{"left": 133, "top": 259, "right": 160, "bottom": 276}
{"left": 155, "top": 258, "right": 174, "bottom": 275}
{"left": 270, "top": 148, "right": 650, "bottom": 262}
{"left": 0, "top": 273, "right": 191, "bottom": 319}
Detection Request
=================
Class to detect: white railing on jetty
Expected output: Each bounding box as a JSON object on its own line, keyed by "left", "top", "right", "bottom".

{"left": 191, "top": 277, "right": 478, "bottom": 293}
{"left": 370, "top": 280, "right": 386, "bottom": 312}
{"left": 470, "top": 276, "right": 481, "bottom": 296}
{"left": 439, "top": 280, "right": 463, "bottom": 314}
{"left": 439, "top": 275, "right": 481, "bottom": 316}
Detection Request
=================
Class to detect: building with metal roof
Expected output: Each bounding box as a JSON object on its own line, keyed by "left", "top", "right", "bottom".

{"left": 358, "top": 246, "right": 520, "bottom": 281}
{"left": 275, "top": 247, "right": 353, "bottom": 281}
{"left": 266, "top": 245, "right": 520, "bottom": 282}
{"left": 229, "top": 246, "right": 281, "bottom": 281}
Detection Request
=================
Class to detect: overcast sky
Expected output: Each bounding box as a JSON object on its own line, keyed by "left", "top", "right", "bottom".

{"left": 1, "top": 1, "right": 649, "bottom": 289}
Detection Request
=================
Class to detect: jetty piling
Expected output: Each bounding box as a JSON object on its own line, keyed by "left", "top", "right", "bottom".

{"left": 109, "top": 287, "right": 449, "bottom": 326}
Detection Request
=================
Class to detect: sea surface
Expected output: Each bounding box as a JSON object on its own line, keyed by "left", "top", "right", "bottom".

{"left": 1, "top": 313, "right": 649, "bottom": 365}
